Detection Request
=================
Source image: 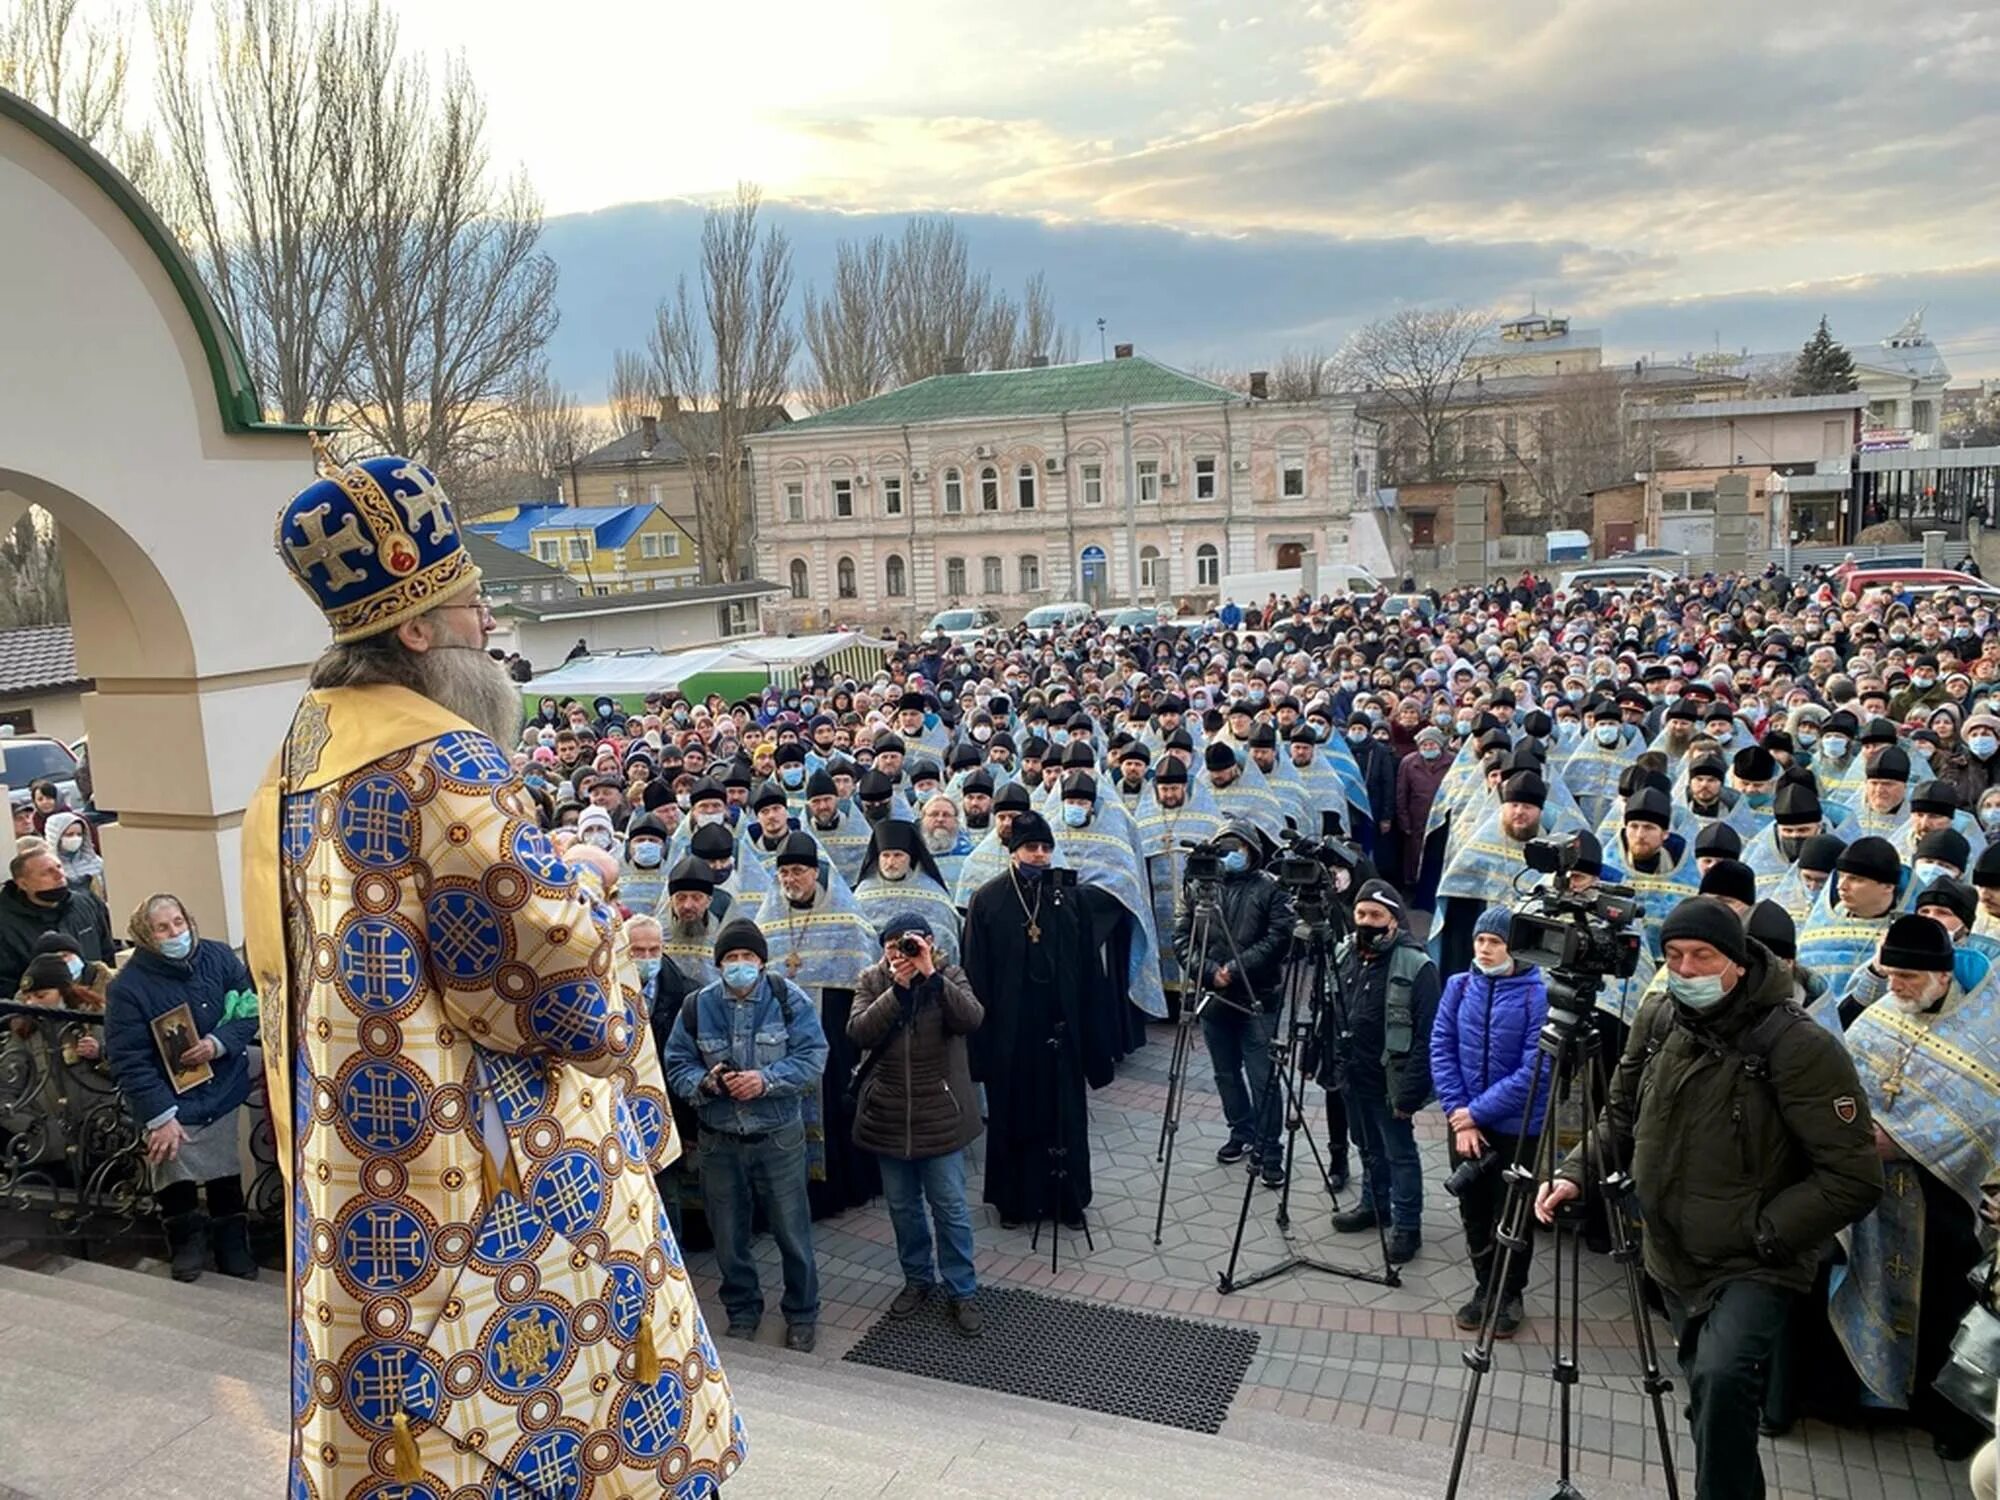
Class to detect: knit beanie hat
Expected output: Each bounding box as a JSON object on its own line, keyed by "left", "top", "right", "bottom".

{"left": 713, "top": 917, "right": 768, "bottom": 965}
{"left": 1659, "top": 896, "right": 1749, "bottom": 966}
{"left": 1915, "top": 877, "right": 1978, "bottom": 931}
{"left": 1878, "top": 914, "right": 1955, "bottom": 973}
{"left": 1473, "top": 907, "right": 1513, "bottom": 943}
{"left": 1747, "top": 900, "right": 1796, "bottom": 961}
{"left": 1697, "top": 859, "right": 1756, "bottom": 907}
{"left": 1835, "top": 836, "right": 1900, "bottom": 886}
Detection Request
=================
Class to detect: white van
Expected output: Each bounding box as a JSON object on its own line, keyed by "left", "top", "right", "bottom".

{"left": 1218, "top": 564, "right": 1383, "bottom": 605}
{"left": 1021, "top": 601, "right": 1093, "bottom": 638}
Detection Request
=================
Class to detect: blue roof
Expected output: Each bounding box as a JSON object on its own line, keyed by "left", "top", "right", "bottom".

{"left": 470, "top": 504, "right": 666, "bottom": 553}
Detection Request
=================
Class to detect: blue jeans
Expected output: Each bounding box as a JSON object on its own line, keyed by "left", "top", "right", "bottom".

{"left": 1201, "top": 1004, "right": 1281, "bottom": 1161}
{"left": 700, "top": 1121, "right": 819, "bottom": 1327}
{"left": 1344, "top": 1068, "right": 1423, "bottom": 1232}
{"left": 877, "top": 1149, "right": 978, "bottom": 1300}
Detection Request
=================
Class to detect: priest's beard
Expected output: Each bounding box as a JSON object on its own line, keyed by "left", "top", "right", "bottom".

{"left": 923, "top": 827, "right": 958, "bottom": 854}
{"left": 415, "top": 647, "right": 522, "bottom": 748}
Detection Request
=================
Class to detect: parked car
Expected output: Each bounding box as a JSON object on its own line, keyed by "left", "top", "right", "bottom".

{"left": 1380, "top": 593, "right": 1435, "bottom": 621}
{"left": 1021, "top": 601, "right": 1094, "bottom": 638}
{"left": 0, "top": 733, "right": 80, "bottom": 804}
{"left": 923, "top": 607, "right": 1001, "bottom": 644}
{"left": 1608, "top": 546, "right": 1682, "bottom": 562}
{"left": 1096, "top": 605, "right": 1171, "bottom": 631}
{"left": 1843, "top": 567, "right": 2000, "bottom": 600}
{"left": 1557, "top": 563, "right": 1682, "bottom": 595}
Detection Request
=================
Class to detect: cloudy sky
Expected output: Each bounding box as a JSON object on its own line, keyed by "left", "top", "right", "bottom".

{"left": 388, "top": 0, "right": 2000, "bottom": 388}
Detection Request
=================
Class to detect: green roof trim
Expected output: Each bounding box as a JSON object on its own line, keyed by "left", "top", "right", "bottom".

{"left": 783, "top": 356, "right": 1241, "bottom": 431}
{"left": 2, "top": 87, "right": 296, "bottom": 436}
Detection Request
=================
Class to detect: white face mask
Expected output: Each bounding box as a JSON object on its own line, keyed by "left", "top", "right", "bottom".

{"left": 1473, "top": 956, "right": 1512, "bottom": 976}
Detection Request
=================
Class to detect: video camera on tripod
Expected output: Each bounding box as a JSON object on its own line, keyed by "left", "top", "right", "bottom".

{"left": 1505, "top": 833, "right": 1643, "bottom": 1018}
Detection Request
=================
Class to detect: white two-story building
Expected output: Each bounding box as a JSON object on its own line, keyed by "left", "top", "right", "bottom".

{"left": 746, "top": 350, "right": 1381, "bottom": 633}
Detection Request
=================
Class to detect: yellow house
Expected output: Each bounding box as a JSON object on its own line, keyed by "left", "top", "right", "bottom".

{"left": 472, "top": 502, "right": 701, "bottom": 596}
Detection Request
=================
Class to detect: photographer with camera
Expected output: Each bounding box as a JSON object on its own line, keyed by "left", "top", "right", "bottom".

{"left": 1331, "top": 878, "right": 1440, "bottom": 1263}
{"left": 1535, "top": 896, "right": 1884, "bottom": 1500}
{"left": 1431, "top": 907, "right": 1549, "bottom": 1338}
{"left": 849, "top": 915, "right": 987, "bottom": 1336}
{"left": 1173, "top": 821, "right": 1297, "bottom": 1188}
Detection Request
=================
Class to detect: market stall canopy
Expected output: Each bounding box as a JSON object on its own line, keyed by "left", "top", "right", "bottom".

{"left": 520, "top": 632, "right": 894, "bottom": 710}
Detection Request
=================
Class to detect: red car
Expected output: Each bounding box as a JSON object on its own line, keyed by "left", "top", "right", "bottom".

{"left": 1841, "top": 566, "right": 2000, "bottom": 598}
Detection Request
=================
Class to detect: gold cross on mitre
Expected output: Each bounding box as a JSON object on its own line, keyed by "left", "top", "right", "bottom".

{"left": 287, "top": 501, "right": 375, "bottom": 590}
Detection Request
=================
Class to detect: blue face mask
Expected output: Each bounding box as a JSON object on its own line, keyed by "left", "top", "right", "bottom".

{"left": 721, "top": 960, "right": 762, "bottom": 991}
{"left": 780, "top": 766, "right": 805, "bottom": 786}
{"left": 631, "top": 842, "right": 664, "bottom": 869}
{"left": 525, "top": 774, "right": 548, "bottom": 791}
{"left": 1220, "top": 848, "right": 1249, "bottom": 874}
{"left": 1593, "top": 723, "right": 1621, "bottom": 747}
{"left": 634, "top": 956, "right": 662, "bottom": 986}
{"left": 1421, "top": 744, "right": 1441, "bottom": 761}
{"left": 1061, "top": 803, "right": 1089, "bottom": 828}
{"left": 160, "top": 931, "right": 194, "bottom": 961}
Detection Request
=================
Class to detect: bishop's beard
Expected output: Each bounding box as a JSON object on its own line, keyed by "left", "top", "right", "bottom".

{"left": 416, "top": 647, "right": 522, "bottom": 748}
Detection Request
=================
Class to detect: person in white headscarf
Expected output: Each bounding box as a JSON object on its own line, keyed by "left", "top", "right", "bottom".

{"left": 43, "top": 811, "right": 103, "bottom": 899}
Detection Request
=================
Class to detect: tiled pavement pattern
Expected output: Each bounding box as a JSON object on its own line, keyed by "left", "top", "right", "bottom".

{"left": 710, "top": 1016, "right": 1978, "bottom": 1500}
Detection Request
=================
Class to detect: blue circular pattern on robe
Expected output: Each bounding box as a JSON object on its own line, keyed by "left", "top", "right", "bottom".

{"left": 479, "top": 1053, "right": 549, "bottom": 1127}
{"left": 483, "top": 1300, "right": 568, "bottom": 1394}
{"left": 627, "top": 1092, "right": 666, "bottom": 1161}
{"left": 287, "top": 1459, "right": 318, "bottom": 1500}
{"left": 672, "top": 1474, "right": 721, "bottom": 1500}
{"left": 354, "top": 1483, "right": 441, "bottom": 1500}
{"left": 527, "top": 980, "right": 610, "bottom": 1055}
{"left": 473, "top": 1194, "right": 548, "bottom": 1265}
{"left": 615, "top": 1097, "right": 647, "bottom": 1165}
{"left": 281, "top": 792, "right": 317, "bottom": 863}
{"left": 510, "top": 822, "right": 572, "bottom": 885}
{"left": 616, "top": 1372, "right": 687, "bottom": 1459}
{"left": 338, "top": 1059, "right": 428, "bottom": 1154}
{"left": 344, "top": 1341, "right": 431, "bottom": 1432}
{"left": 529, "top": 1147, "right": 606, "bottom": 1240}
{"left": 498, "top": 1427, "right": 583, "bottom": 1500}
{"left": 424, "top": 887, "right": 504, "bottom": 984}
{"left": 291, "top": 1320, "right": 314, "bottom": 1418}
{"left": 337, "top": 775, "right": 416, "bottom": 869}
{"left": 336, "top": 918, "right": 423, "bottom": 1012}
{"left": 604, "top": 1260, "right": 646, "bottom": 1339}
{"left": 428, "top": 729, "right": 514, "bottom": 787}
{"left": 336, "top": 1201, "right": 431, "bottom": 1293}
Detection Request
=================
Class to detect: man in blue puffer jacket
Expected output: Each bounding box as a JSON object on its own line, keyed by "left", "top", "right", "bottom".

{"left": 103, "top": 893, "right": 260, "bottom": 1281}
{"left": 1430, "top": 905, "right": 1549, "bottom": 1338}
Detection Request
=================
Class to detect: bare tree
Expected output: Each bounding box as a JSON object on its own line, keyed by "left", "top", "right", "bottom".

{"left": 800, "top": 235, "right": 891, "bottom": 412}
{"left": 1335, "top": 306, "right": 1492, "bottom": 481}
{"left": 606, "top": 347, "right": 653, "bottom": 433}
{"left": 1, "top": 0, "right": 128, "bottom": 146}
{"left": 1497, "top": 372, "right": 1677, "bottom": 527}
{"left": 451, "top": 358, "right": 606, "bottom": 516}
{"left": 1268, "top": 345, "right": 1335, "bottom": 400}
{"left": 647, "top": 184, "right": 795, "bottom": 582}
{"left": 149, "top": 0, "right": 358, "bottom": 426}
{"left": 0, "top": 512, "right": 67, "bottom": 627}
{"left": 335, "top": 25, "right": 558, "bottom": 482}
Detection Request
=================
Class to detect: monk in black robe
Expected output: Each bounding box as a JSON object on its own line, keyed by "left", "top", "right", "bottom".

{"left": 964, "top": 811, "right": 1114, "bottom": 1228}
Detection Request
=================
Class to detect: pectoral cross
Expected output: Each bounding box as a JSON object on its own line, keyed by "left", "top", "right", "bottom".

{"left": 785, "top": 948, "right": 804, "bottom": 976}
{"left": 1027, "top": 918, "right": 1042, "bottom": 943}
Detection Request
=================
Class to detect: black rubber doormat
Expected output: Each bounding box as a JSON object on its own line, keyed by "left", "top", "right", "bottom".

{"left": 842, "top": 1284, "right": 1259, "bottom": 1434}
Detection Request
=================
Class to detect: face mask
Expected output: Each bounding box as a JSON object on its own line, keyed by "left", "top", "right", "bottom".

{"left": 694, "top": 811, "right": 724, "bottom": 828}
{"left": 1061, "top": 803, "right": 1089, "bottom": 828}
{"left": 631, "top": 842, "right": 664, "bottom": 869}
{"left": 1355, "top": 922, "right": 1392, "bottom": 954}
{"left": 1666, "top": 969, "right": 1728, "bottom": 1011}
{"left": 1455, "top": 719, "right": 1472, "bottom": 735}
{"left": 862, "top": 803, "right": 888, "bottom": 824}
{"left": 1052, "top": 730, "right": 1070, "bottom": 746}
{"left": 721, "top": 960, "right": 762, "bottom": 991}
{"left": 1473, "top": 956, "right": 1512, "bottom": 976}
{"left": 1593, "top": 723, "right": 1621, "bottom": 747}
{"left": 634, "top": 956, "right": 662, "bottom": 986}
{"left": 1556, "top": 720, "right": 1580, "bottom": 744}
{"left": 1823, "top": 735, "right": 1850, "bottom": 760}
{"left": 1347, "top": 726, "right": 1368, "bottom": 743}
{"left": 972, "top": 726, "right": 992, "bottom": 742}
{"left": 1220, "top": 848, "right": 1249, "bottom": 875}
{"left": 1795, "top": 731, "right": 1818, "bottom": 750}
{"left": 780, "top": 766, "right": 805, "bottom": 787}
{"left": 586, "top": 830, "right": 614, "bottom": 850}
{"left": 1712, "top": 727, "right": 1734, "bottom": 747}
{"left": 58, "top": 835, "right": 82, "bottom": 853}
{"left": 1971, "top": 735, "right": 1999, "bottom": 760}
{"left": 63, "top": 955, "right": 83, "bottom": 981}
{"left": 525, "top": 774, "right": 548, "bottom": 791}
{"left": 710, "top": 861, "right": 734, "bottom": 881}
{"left": 159, "top": 931, "right": 194, "bottom": 961}
{"left": 1914, "top": 860, "right": 1951, "bottom": 887}
{"left": 1566, "top": 689, "right": 1585, "bottom": 704}
{"left": 1913, "top": 675, "right": 1935, "bottom": 690}
{"left": 1744, "top": 789, "right": 1774, "bottom": 811}
{"left": 1421, "top": 744, "right": 1441, "bottom": 761}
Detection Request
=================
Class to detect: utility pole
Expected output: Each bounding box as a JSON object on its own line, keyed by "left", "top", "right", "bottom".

{"left": 1122, "top": 405, "right": 1139, "bottom": 605}
{"left": 1098, "top": 319, "right": 1108, "bottom": 362}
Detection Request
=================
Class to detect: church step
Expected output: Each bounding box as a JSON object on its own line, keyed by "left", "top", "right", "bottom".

{"left": 30, "top": 1249, "right": 285, "bottom": 1323}
{"left": 0, "top": 1262, "right": 279, "bottom": 1354}
{"left": 0, "top": 1298, "right": 288, "bottom": 1392}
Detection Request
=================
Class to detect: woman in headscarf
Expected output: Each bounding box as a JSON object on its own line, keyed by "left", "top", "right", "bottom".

{"left": 43, "top": 810, "right": 103, "bottom": 900}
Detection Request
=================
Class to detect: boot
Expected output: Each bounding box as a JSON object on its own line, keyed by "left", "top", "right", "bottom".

{"left": 164, "top": 1210, "right": 208, "bottom": 1283}
{"left": 1324, "top": 1151, "right": 1350, "bottom": 1193}
{"left": 210, "top": 1213, "right": 258, "bottom": 1280}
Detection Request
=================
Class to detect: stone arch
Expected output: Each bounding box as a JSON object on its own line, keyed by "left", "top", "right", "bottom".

{"left": 1, "top": 91, "right": 324, "bottom": 938}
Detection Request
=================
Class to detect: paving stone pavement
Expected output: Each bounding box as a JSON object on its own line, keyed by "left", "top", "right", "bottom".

{"left": 699, "top": 1015, "right": 1981, "bottom": 1500}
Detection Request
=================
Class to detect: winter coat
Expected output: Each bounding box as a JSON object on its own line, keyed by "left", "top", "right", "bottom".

{"left": 1429, "top": 963, "right": 1551, "bottom": 1136}
{"left": 1350, "top": 736, "right": 1397, "bottom": 825}
{"left": 848, "top": 960, "right": 984, "bottom": 1158}
{"left": 1171, "top": 866, "right": 1296, "bottom": 1008}
{"left": 1560, "top": 941, "right": 1884, "bottom": 1308}
{"left": 1394, "top": 748, "right": 1452, "bottom": 874}
{"left": 103, "top": 939, "right": 258, "bottom": 1131}
{"left": 0, "top": 879, "right": 114, "bottom": 998}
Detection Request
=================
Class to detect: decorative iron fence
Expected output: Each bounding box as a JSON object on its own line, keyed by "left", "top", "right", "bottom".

{"left": 0, "top": 999, "right": 281, "bottom": 1253}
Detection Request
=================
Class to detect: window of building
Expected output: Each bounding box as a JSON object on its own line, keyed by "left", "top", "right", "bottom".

{"left": 883, "top": 476, "right": 903, "bottom": 516}
{"left": 789, "top": 559, "right": 810, "bottom": 598}
{"left": 836, "top": 556, "right": 856, "bottom": 597}
{"left": 664, "top": 533, "right": 681, "bottom": 557}
{"left": 1195, "top": 543, "right": 1220, "bottom": 587}
{"left": 536, "top": 538, "right": 560, "bottom": 563}
{"left": 568, "top": 536, "right": 593, "bottom": 562}
{"left": 981, "top": 555, "right": 1003, "bottom": 594}
{"left": 885, "top": 554, "right": 907, "bottom": 597}
{"left": 1661, "top": 490, "right": 1716, "bottom": 514}
{"left": 1138, "top": 545, "right": 1162, "bottom": 591}
{"left": 945, "top": 556, "right": 967, "bottom": 596}
{"left": 1080, "top": 462, "right": 1103, "bottom": 505}
{"left": 641, "top": 533, "right": 661, "bottom": 558}
{"left": 718, "top": 600, "right": 753, "bottom": 637}
{"left": 1914, "top": 399, "right": 1935, "bottom": 432}
{"left": 980, "top": 466, "right": 1000, "bottom": 512}
{"left": 1137, "top": 459, "right": 1160, "bottom": 503}
{"left": 784, "top": 480, "right": 804, "bottom": 522}
{"left": 1194, "top": 455, "right": 1218, "bottom": 500}
{"left": 943, "top": 468, "right": 963, "bottom": 514}
{"left": 593, "top": 584, "right": 610, "bottom": 596}
{"left": 1020, "top": 553, "right": 1041, "bottom": 591}
{"left": 1017, "top": 463, "right": 1037, "bottom": 509}
{"left": 832, "top": 478, "right": 854, "bottom": 518}
{"left": 1281, "top": 456, "right": 1305, "bottom": 498}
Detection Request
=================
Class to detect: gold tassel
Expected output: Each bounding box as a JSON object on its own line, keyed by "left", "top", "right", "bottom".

{"left": 501, "top": 1151, "right": 524, "bottom": 1199}
{"left": 391, "top": 1412, "right": 423, "bottom": 1481}
{"left": 636, "top": 1316, "right": 662, "bottom": 1386}
{"left": 481, "top": 1150, "right": 501, "bottom": 1201}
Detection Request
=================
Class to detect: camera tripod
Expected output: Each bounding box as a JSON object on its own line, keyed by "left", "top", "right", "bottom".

{"left": 1442, "top": 977, "right": 1681, "bottom": 1500}
{"left": 1152, "top": 871, "right": 1257, "bottom": 1245}
{"left": 1217, "top": 915, "right": 1400, "bottom": 1295}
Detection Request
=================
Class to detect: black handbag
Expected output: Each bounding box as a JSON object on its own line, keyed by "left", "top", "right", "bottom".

{"left": 1936, "top": 1249, "right": 2000, "bottom": 1430}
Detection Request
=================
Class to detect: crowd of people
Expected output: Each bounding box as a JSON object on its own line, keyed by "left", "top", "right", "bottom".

{"left": 13, "top": 504, "right": 2000, "bottom": 1500}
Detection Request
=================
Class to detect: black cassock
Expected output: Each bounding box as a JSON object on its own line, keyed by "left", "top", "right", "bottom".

{"left": 964, "top": 870, "right": 1115, "bottom": 1225}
